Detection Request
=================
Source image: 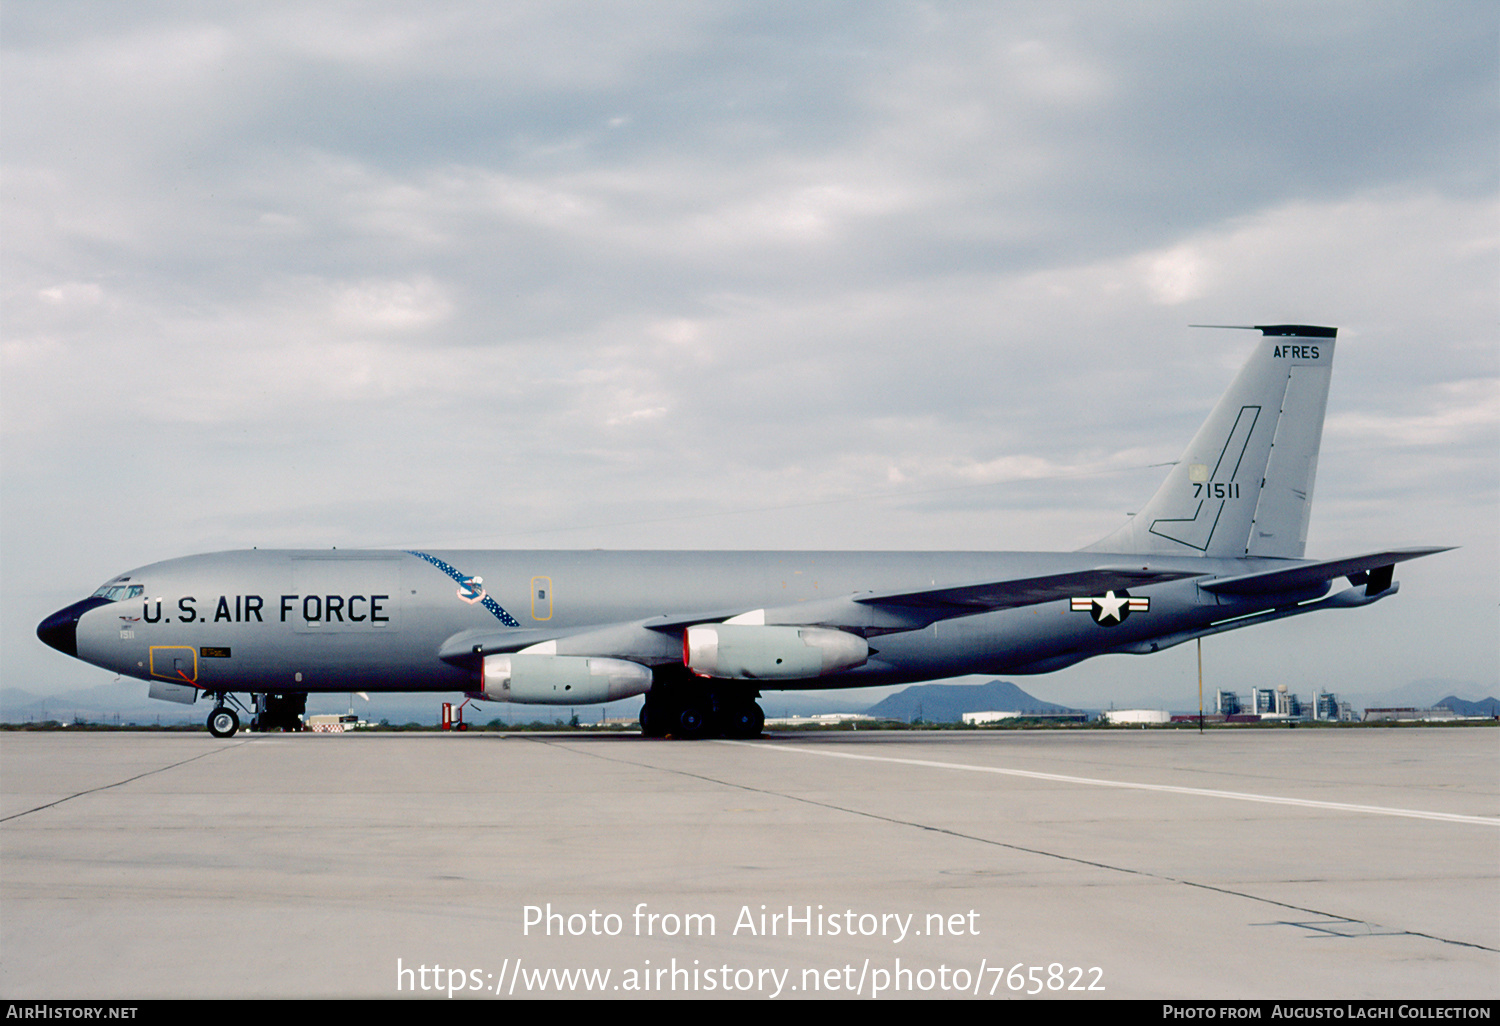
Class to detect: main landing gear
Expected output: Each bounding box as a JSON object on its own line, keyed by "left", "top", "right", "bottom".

{"left": 253, "top": 693, "right": 307, "bottom": 733}
{"left": 639, "top": 675, "right": 764, "bottom": 739}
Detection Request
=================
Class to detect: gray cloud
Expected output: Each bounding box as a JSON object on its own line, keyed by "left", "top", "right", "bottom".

{"left": 4, "top": 1, "right": 1495, "bottom": 704}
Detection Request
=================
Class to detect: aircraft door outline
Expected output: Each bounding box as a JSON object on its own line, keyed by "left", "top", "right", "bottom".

{"left": 531, "top": 576, "right": 553, "bottom": 621}
{"left": 149, "top": 645, "right": 198, "bottom": 684}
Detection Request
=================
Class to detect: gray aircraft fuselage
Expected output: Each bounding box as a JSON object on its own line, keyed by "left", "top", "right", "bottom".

{"left": 51, "top": 547, "right": 1327, "bottom": 696}
{"left": 37, "top": 324, "right": 1447, "bottom": 736}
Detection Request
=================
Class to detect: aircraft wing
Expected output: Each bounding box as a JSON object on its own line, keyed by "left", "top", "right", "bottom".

{"left": 438, "top": 627, "right": 574, "bottom": 660}
{"left": 440, "top": 611, "right": 765, "bottom": 664}
{"left": 439, "top": 566, "right": 1204, "bottom": 662}
{"left": 854, "top": 566, "right": 1202, "bottom": 615}
{"left": 1197, "top": 547, "right": 1452, "bottom": 597}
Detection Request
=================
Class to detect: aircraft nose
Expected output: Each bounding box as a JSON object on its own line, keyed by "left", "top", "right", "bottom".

{"left": 37, "top": 597, "right": 113, "bottom": 657}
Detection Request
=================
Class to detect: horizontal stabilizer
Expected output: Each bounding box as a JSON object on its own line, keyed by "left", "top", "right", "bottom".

{"left": 856, "top": 566, "right": 1201, "bottom": 614}
{"left": 1198, "top": 547, "right": 1452, "bottom": 597}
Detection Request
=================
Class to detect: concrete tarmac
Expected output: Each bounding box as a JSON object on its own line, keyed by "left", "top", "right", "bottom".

{"left": 1, "top": 727, "right": 1496, "bottom": 1000}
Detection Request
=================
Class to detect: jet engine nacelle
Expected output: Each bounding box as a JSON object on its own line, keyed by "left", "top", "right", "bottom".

{"left": 683, "top": 624, "right": 868, "bottom": 680}
{"left": 481, "top": 653, "right": 654, "bottom": 705}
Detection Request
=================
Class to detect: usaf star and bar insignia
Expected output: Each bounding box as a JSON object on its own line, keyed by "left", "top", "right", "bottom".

{"left": 1071, "top": 589, "right": 1149, "bottom": 626}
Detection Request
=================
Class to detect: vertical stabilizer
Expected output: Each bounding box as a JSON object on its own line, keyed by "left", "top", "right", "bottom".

{"left": 1086, "top": 325, "right": 1336, "bottom": 559}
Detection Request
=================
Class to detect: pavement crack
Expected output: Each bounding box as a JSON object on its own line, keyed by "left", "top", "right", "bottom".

{"left": 0, "top": 739, "right": 255, "bottom": 823}
{"left": 529, "top": 735, "right": 1498, "bottom": 955}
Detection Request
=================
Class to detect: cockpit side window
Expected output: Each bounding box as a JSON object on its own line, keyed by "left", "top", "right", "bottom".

{"left": 91, "top": 584, "right": 144, "bottom": 602}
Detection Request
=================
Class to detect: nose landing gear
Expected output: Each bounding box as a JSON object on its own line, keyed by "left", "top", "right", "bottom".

{"left": 202, "top": 692, "right": 306, "bottom": 737}
{"left": 207, "top": 706, "right": 240, "bottom": 738}
{"left": 204, "top": 691, "right": 251, "bottom": 737}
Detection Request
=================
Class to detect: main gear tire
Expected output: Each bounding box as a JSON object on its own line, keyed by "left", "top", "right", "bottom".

{"left": 724, "top": 701, "right": 765, "bottom": 739}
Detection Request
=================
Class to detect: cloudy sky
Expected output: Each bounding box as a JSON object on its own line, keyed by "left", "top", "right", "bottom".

{"left": 4, "top": 1, "right": 1496, "bottom": 710}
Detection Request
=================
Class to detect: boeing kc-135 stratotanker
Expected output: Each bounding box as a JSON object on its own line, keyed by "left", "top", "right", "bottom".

{"left": 38, "top": 325, "right": 1448, "bottom": 738}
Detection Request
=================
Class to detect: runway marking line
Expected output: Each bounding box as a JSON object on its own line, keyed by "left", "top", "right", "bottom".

{"left": 722, "top": 741, "right": 1498, "bottom": 827}
{"left": 542, "top": 736, "right": 1499, "bottom": 954}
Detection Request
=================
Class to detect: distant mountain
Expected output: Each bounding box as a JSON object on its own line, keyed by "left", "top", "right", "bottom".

{"left": 1363, "top": 678, "right": 1497, "bottom": 707}
{"left": 0, "top": 688, "right": 41, "bottom": 713}
{"left": 865, "top": 680, "right": 1084, "bottom": 722}
{"left": 1, "top": 682, "right": 200, "bottom": 725}
{"left": 6, "top": 678, "right": 1490, "bottom": 728}
{"left": 1434, "top": 695, "right": 1499, "bottom": 717}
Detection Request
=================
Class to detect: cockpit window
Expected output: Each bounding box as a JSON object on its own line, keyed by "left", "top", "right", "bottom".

{"left": 91, "top": 584, "right": 144, "bottom": 602}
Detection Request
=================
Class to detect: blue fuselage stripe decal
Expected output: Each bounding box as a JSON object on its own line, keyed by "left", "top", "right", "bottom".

{"left": 404, "top": 551, "right": 521, "bottom": 627}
